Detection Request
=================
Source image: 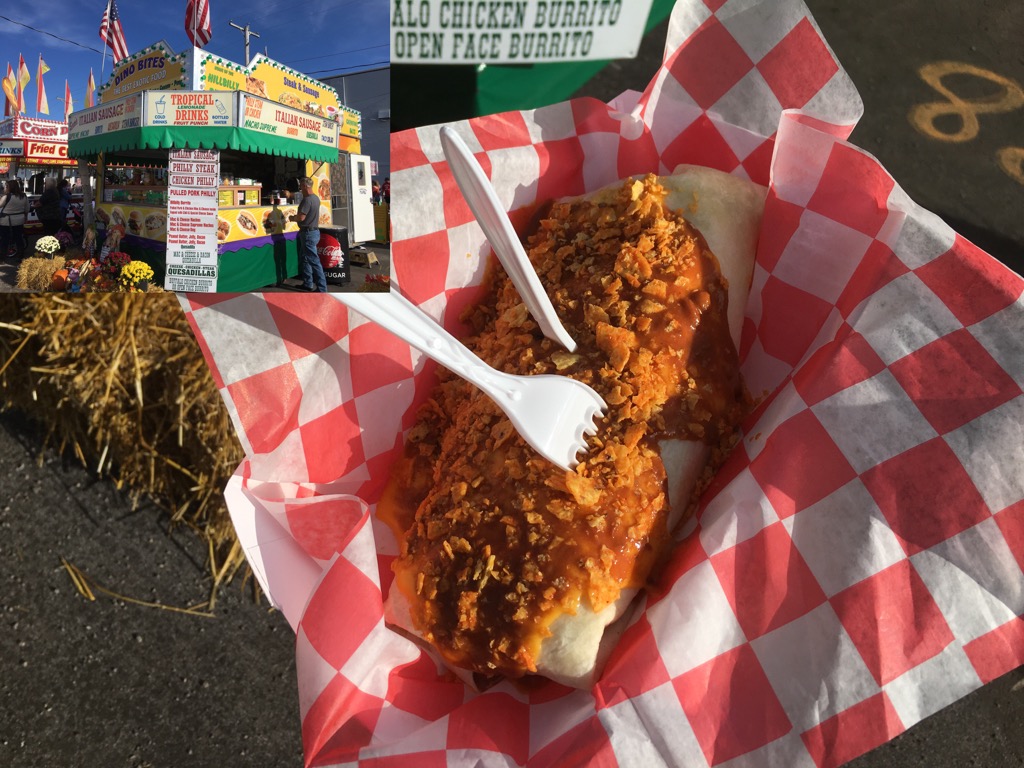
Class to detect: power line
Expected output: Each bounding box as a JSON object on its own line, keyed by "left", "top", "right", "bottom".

{"left": 284, "top": 43, "right": 389, "bottom": 65}
{"left": 0, "top": 14, "right": 103, "bottom": 53}
{"left": 306, "top": 60, "right": 389, "bottom": 77}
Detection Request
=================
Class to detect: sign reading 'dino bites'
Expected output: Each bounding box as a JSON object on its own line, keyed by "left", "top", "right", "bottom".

{"left": 241, "top": 95, "right": 339, "bottom": 151}
{"left": 164, "top": 148, "right": 220, "bottom": 293}
{"left": 146, "top": 91, "right": 234, "bottom": 127}
{"left": 101, "top": 42, "right": 188, "bottom": 101}
{"left": 391, "top": 0, "right": 655, "bottom": 63}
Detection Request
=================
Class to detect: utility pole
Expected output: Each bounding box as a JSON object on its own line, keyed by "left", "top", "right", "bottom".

{"left": 228, "top": 20, "right": 261, "bottom": 63}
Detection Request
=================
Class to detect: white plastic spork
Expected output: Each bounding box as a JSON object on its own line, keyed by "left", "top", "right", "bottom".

{"left": 333, "top": 291, "right": 606, "bottom": 472}
{"left": 440, "top": 125, "right": 578, "bottom": 352}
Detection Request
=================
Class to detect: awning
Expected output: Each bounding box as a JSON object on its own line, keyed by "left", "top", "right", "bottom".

{"left": 68, "top": 125, "right": 339, "bottom": 163}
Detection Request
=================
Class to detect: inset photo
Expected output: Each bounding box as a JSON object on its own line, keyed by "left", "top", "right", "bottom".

{"left": 1, "top": 16, "right": 389, "bottom": 295}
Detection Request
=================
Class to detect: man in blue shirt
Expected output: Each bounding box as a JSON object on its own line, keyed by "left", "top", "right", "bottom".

{"left": 289, "top": 176, "right": 326, "bottom": 292}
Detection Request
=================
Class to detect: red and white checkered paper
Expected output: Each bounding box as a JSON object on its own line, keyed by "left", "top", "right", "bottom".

{"left": 180, "top": 0, "right": 1024, "bottom": 765}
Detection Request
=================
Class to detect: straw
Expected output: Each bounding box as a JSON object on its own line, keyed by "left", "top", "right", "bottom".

{"left": 0, "top": 293, "right": 246, "bottom": 601}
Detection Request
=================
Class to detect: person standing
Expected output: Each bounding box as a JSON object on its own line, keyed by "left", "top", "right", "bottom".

{"left": 285, "top": 177, "right": 303, "bottom": 207}
{"left": 289, "top": 176, "right": 325, "bottom": 292}
{"left": 0, "top": 179, "right": 29, "bottom": 260}
{"left": 58, "top": 178, "right": 72, "bottom": 227}
{"left": 36, "top": 178, "right": 63, "bottom": 237}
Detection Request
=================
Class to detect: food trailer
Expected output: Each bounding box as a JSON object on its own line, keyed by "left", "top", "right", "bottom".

{"left": 66, "top": 42, "right": 374, "bottom": 292}
{"left": 0, "top": 116, "right": 84, "bottom": 234}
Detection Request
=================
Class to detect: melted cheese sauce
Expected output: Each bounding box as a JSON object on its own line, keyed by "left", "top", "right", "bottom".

{"left": 378, "top": 176, "right": 747, "bottom": 679}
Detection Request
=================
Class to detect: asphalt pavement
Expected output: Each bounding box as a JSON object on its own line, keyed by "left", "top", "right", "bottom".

{"left": 1, "top": 1, "right": 1022, "bottom": 766}
{"left": 0, "top": 409, "right": 303, "bottom": 768}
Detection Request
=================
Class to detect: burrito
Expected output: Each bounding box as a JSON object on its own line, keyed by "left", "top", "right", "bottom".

{"left": 378, "top": 167, "right": 764, "bottom": 689}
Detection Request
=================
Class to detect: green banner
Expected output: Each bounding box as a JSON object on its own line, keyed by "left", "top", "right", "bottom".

{"left": 69, "top": 125, "right": 339, "bottom": 163}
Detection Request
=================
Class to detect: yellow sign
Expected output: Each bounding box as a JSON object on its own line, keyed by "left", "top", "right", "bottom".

{"left": 201, "top": 59, "right": 247, "bottom": 93}
{"left": 100, "top": 42, "right": 188, "bottom": 102}
{"left": 338, "top": 107, "right": 361, "bottom": 140}
{"left": 199, "top": 52, "right": 359, "bottom": 139}
{"left": 338, "top": 135, "right": 361, "bottom": 154}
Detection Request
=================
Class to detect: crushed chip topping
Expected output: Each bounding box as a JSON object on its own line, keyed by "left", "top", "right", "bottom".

{"left": 378, "top": 175, "right": 749, "bottom": 680}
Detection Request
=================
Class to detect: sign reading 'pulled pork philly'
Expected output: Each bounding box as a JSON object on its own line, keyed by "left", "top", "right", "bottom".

{"left": 391, "top": 0, "right": 655, "bottom": 64}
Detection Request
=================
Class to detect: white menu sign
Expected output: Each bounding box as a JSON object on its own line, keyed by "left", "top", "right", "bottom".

{"left": 164, "top": 148, "right": 220, "bottom": 292}
{"left": 390, "top": 0, "right": 655, "bottom": 64}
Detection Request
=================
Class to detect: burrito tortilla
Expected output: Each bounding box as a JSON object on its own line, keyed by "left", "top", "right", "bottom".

{"left": 378, "top": 167, "right": 764, "bottom": 688}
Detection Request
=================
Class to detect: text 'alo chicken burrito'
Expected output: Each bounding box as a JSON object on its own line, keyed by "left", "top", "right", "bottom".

{"left": 378, "top": 169, "right": 764, "bottom": 689}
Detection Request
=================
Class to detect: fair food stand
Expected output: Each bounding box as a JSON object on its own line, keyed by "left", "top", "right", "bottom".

{"left": 0, "top": 116, "right": 84, "bottom": 234}
{"left": 66, "top": 42, "right": 373, "bottom": 292}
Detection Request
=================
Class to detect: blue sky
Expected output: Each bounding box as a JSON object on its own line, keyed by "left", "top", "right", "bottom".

{"left": 0, "top": 0, "right": 388, "bottom": 118}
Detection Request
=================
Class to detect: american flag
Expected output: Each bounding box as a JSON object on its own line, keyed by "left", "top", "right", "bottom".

{"left": 99, "top": 0, "right": 130, "bottom": 63}
{"left": 185, "top": 0, "right": 213, "bottom": 48}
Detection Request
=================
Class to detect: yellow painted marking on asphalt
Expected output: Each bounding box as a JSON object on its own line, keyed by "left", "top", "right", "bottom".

{"left": 997, "top": 147, "right": 1024, "bottom": 185}
{"left": 910, "top": 61, "right": 1024, "bottom": 143}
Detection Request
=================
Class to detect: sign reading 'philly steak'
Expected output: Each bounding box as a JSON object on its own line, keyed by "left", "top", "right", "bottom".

{"left": 391, "top": 0, "right": 654, "bottom": 64}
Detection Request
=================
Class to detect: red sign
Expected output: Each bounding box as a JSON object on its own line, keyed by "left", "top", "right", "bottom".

{"left": 13, "top": 117, "right": 68, "bottom": 140}
{"left": 25, "top": 141, "right": 69, "bottom": 161}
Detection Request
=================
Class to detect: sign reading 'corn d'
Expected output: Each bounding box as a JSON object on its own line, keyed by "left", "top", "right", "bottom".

{"left": 391, "top": 0, "right": 655, "bottom": 63}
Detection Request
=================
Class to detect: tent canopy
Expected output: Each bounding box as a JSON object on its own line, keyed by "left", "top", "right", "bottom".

{"left": 68, "top": 125, "right": 339, "bottom": 163}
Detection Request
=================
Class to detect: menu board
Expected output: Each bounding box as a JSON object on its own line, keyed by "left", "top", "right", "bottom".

{"left": 241, "top": 95, "right": 339, "bottom": 152}
{"left": 163, "top": 148, "right": 220, "bottom": 293}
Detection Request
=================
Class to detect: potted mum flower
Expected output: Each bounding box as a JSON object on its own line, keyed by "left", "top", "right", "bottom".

{"left": 34, "top": 235, "right": 61, "bottom": 258}
{"left": 118, "top": 260, "right": 155, "bottom": 292}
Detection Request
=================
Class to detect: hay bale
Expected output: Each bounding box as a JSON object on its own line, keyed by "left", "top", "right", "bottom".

{"left": 16, "top": 256, "right": 66, "bottom": 291}
{"left": 0, "top": 294, "right": 247, "bottom": 600}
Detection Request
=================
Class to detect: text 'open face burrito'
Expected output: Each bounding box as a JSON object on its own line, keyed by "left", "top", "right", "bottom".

{"left": 378, "top": 168, "right": 766, "bottom": 689}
